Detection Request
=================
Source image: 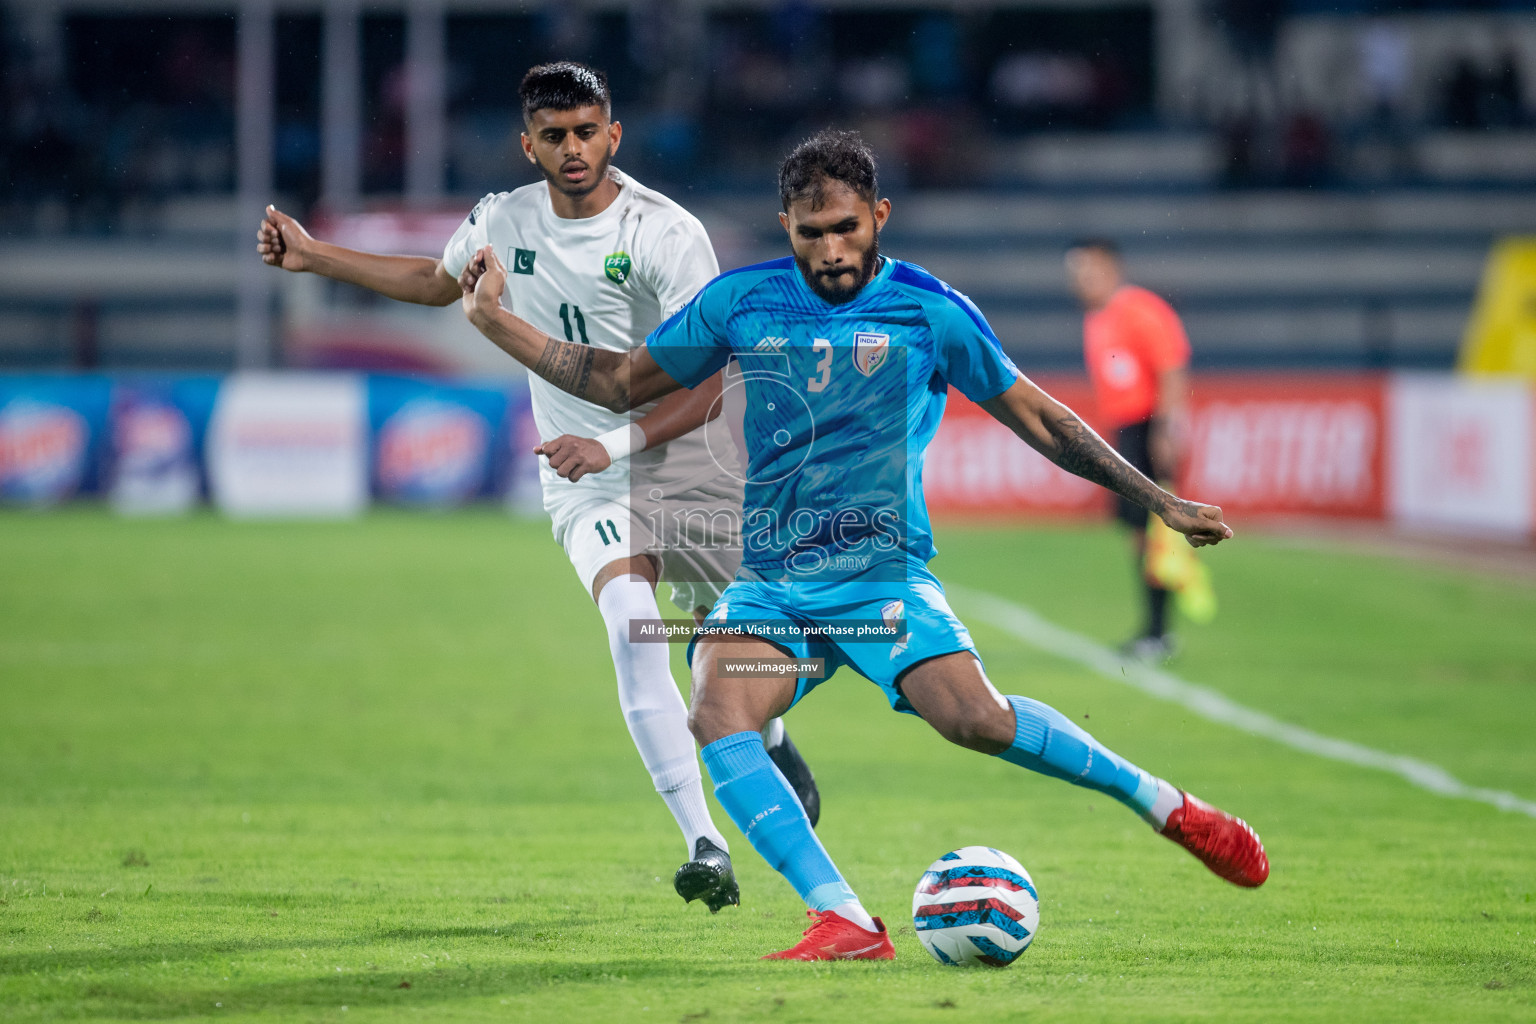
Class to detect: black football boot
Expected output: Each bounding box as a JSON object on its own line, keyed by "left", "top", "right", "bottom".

{"left": 673, "top": 837, "right": 740, "bottom": 913}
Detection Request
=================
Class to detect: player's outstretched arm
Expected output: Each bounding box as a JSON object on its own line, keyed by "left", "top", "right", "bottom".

{"left": 256, "top": 205, "right": 460, "bottom": 306}
{"left": 459, "top": 245, "right": 682, "bottom": 413}
{"left": 535, "top": 371, "right": 725, "bottom": 482}
{"left": 980, "top": 377, "right": 1232, "bottom": 548}
{"left": 633, "top": 369, "right": 725, "bottom": 447}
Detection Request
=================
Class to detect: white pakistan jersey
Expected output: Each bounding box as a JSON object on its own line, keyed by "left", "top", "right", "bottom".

{"left": 442, "top": 168, "right": 733, "bottom": 503}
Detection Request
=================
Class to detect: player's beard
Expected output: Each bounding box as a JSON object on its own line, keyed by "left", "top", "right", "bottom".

{"left": 797, "top": 233, "right": 882, "bottom": 305}
{"left": 539, "top": 144, "right": 615, "bottom": 200}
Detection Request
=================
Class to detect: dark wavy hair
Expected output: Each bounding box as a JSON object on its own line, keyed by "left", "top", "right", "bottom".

{"left": 778, "top": 129, "right": 879, "bottom": 211}
{"left": 519, "top": 62, "right": 611, "bottom": 125}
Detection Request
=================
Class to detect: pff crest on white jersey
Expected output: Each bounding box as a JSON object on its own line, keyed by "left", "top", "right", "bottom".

{"left": 442, "top": 168, "right": 743, "bottom": 609}
{"left": 442, "top": 167, "right": 737, "bottom": 503}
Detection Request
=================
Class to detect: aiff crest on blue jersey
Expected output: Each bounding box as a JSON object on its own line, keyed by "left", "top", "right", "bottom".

{"left": 852, "top": 332, "right": 890, "bottom": 376}
{"left": 642, "top": 256, "right": 1021, "bottom": 585}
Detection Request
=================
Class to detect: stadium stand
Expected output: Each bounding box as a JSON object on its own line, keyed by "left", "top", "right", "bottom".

{"left": 3, "top": 185, "right": 1531, "bottom": 373}
{"left": 2, "top": 0, "right": 1534, "bottom": 373}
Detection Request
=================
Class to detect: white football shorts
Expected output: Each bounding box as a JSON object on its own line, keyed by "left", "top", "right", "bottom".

{"left": 548, "top": 480, "right": 743, "bottom": 616}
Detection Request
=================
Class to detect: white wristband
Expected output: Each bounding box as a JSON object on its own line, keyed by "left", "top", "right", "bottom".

{"left": 596, "top": 423, "right": 647, "bottom": 464}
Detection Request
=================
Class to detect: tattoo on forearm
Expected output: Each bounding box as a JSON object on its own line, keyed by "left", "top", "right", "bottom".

{"left": 1051, "top": 413, "right": 1194, "bottom": 517}
{"left": 532, "top": 337, "right": 595, "bottom": 399}
{"left": 528, "top": 336, "right": 632, "bottom": 411}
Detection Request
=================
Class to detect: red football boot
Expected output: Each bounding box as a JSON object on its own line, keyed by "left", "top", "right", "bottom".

{"left": 1160, "top": 791, "right": 1269, "bottom": 887}
{"left": 761, "top": 909, "right": 897, "bottom": 961}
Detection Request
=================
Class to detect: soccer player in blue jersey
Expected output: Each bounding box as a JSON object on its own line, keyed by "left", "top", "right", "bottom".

{"left": 458, "top": 129, "right": 1269, "bottom": 961}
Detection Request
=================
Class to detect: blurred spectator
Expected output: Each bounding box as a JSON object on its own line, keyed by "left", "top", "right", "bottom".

{"left": 1211, "top": 0, "right": 1284, "bottom": 122}
{"left": 840, "top": 58, "right": 908, "bottom": 110}
{"left": 1438, "top": 52, "right": 1529, "bottom": 131}
{"left": 541, "top": 3, "right": 592, "bottom": 56}
{"left": 1358, "top": 21, "right": 1410, "bottom": 125}
{"left": 1281, "top": 111, "right": 1332, "bottom": 186}
{"left": 274, "top": 14, "right": 321, "bottom": 204}
{"left": 1443, "top": 57, "right": 1486, "bottom": 129}
{"left": 896, "top": 105, "right": 981, "bottom": 188}
{"left": 1213, "top": 0, "right": 1282, "bottom": 63}
{"left": 360, "top": 61, "right": 405, "bottom": 194}
{"left": 1354, "top": 20, "right": 1415, "bottom": 181}
{"left": 770, "top": 0, "right": 822, "bottom": 57}
{"left": 909, "top": 13, "right": 963, "bottom": 100}
{"left": 991, "top": 53, "right": 1096, "bottom": 112}
{"left": 1219, "top": 114, "right": 1258, "bottom": 187}
{"left": 1486, "top": 53, "right": 1528, "bottom": 128}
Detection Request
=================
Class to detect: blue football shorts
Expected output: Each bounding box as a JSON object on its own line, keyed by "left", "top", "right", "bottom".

{"left": 685, "top": 566, "right": 981, "bottom": 714}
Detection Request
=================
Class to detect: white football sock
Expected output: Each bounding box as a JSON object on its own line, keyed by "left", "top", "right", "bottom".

{"left": 827, "top": 900, "right": 878, "bottom": 932}
{"left": 597, "top": 577, "right": 728, "bottom": 856}
{"left": 1145, "top": 778, "right": 1185, "bottom": 831}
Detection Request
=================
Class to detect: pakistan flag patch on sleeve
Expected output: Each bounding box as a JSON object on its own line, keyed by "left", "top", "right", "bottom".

{"left": 604, "top": 252, "right": 632, "bottom": 285}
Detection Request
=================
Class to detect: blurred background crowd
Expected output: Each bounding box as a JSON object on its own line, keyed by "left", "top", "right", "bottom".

{"left": 4, "top": 0, "right": 1536, "bottom": 377}
{"left": 5, "top": 0, "right": 1536, "bottom": 215}
{"left": 1, "top": 0, "right": 1533, "bottom": 541}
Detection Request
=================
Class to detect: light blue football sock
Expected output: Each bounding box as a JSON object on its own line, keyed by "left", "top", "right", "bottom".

{"left": 701, "top": 731, "right": 857, "bottom": 912}
{"left": 997, "top": 695, "right": 1163, "bottom": 820}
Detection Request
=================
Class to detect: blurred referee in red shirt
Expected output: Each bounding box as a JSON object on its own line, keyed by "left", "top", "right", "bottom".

{"left": 1066, "top": 239, "right": 1192, "bottom": 662}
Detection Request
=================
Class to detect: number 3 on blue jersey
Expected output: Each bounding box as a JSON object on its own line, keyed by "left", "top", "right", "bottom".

{"left": 807, "top": 338, "right": 832, "bottom": 392}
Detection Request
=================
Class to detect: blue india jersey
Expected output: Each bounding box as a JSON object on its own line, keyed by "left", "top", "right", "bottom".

{"left": 646, "top": 255, "right": 1019, "bottom": 582}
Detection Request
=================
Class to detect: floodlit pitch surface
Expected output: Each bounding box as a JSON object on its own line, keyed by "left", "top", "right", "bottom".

{"left": 2, "top": 509, "right": 1533, "bottom": 1023}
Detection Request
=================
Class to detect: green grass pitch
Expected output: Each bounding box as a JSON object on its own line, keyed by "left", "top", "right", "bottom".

{"left": 2, "top": 509, "right": 1534, "bottom": 1022}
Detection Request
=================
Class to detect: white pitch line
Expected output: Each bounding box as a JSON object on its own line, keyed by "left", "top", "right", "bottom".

{"left": 950, "top": 585, "right": 1536, "bottom": 820}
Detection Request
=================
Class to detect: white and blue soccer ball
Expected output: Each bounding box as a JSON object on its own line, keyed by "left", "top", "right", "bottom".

{"left": 912, "top": 846, "right": 1039, "bottom": 967}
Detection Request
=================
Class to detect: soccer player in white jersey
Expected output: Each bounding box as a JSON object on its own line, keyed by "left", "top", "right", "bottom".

{"left": 255, "top": 62, "right": 819, "bottom": 913}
